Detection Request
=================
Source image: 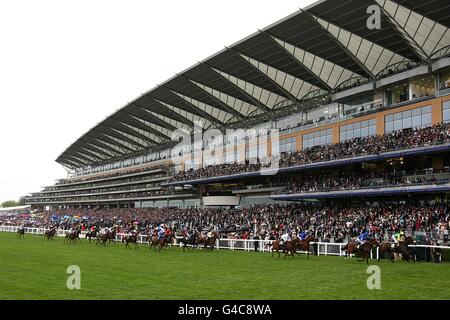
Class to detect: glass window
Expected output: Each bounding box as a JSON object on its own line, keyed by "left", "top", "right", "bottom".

{"left": 385, "top": 106, "right": 432, "bottom": 133}
{"left": 339, "top": 119, "right": 377, "bottom": 142}
{"left": 303, "top": 129, "right": 332, "bottom": 149}
{"left": 280, "top": 137, "right": 297, "bottom": 153}
{"left": 443, "top": 101, "right": 450, "bottom": 123}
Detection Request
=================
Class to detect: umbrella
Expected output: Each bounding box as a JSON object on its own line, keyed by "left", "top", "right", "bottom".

{"left": 63, "top": 215, "right": 70, "bottom": 219}
{"left": 133, "top": 221, "right": 139, "bottom": 225}
{"left": 73, "top": 215, "right": 80, "bottom": 219}
{"left": 82, "top": 216, "right": 89, "bottom": 220}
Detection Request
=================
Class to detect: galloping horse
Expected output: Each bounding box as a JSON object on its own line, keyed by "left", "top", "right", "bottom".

{"left": 96, "top": 232, "right": 110, "bottom": 246}
{"left": 379, "top": 236, "right": 416, "bottom": 262}
{"left": 269, "top": 240, "right": 285, "bottom": 258}
{"left": 293, "top": 235, "right": 316, "bottom": 258}
{"left": 85, "top": 229, "right": 97, "bottom": 242}
{"left": 44, "top": 228, "right": 57, "bottom": 240}
{"left": 122, "top": 234, "right": 139, "bottom": 249}
{"left": 342, "top": 239, "right": 379, "bottom": 264}
{"left": 17, "top": 227, "right": 25, "bottom": 239}
{"left": 179, "top": 234, "right": 202, "bottom": 251}
{"left": 149, "top": 234, "right": 170, "bottom": 252}
{"left": 65, "top": 229, "right": 81, "bottom": 244}
{"left": 200, "top": 232, "right": 219, "bottom": 251}
{"left": 283, "top": 240, "right": 298, "bottom": 259}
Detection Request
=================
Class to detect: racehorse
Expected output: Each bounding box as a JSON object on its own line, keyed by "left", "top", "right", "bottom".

{"left": 122, "top": 234, "right": 139, "bottom": 249}
{"left": 96, "top": 232, "right": 110, "bottom": 246}
{"left": 269, "top": 240, "right": 285, "bottom": 258}
{"left": 202, "top": 232, "right": 219, "bottom": 251}
{"left": 85, "top": 229, "right": 97, "bottom": 242}
{"left": 342, "top": 238, "right": 379, "bottom": 264}
{"left": 179, "top": 234, "right": 202, "bottom": 251}
{"left": 379, "top": 236, "right": 416, "bottom": 262}
{"left": 283, "top": 240, "right": 298, "bottom": 259}
{"left": 293, "top": 235, "right": 316, "bottom": 258}
{"left": 96, "top": 229, "right": 116, "bottom": 246}
{"left": 17, "top": 227, "right": 25, "bottom": 239}
{"left": 65, "top": 229, "right": 81, "bottom": 244}
{"left": 149, "top": 234, "right": 170, "bottom": 252}
{"left": 44, "top": 228, "right": 57, "bottom": 240}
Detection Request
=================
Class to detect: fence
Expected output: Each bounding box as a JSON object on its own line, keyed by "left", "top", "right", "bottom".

{"left": 1, "top": 226, "right": 449, "bottom": 261}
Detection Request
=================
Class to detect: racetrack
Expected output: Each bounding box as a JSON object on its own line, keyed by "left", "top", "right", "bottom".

{"left": 1, "top": 232, "right": 449, "bottom": 300}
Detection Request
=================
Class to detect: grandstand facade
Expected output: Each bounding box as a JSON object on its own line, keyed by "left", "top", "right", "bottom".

{"left": 26, "top": 0, "right": 450, "bottom": 210}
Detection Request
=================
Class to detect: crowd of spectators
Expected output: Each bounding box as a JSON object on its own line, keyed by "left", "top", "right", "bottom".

{"left": 171, "top": 162, "right": 270, "bottom": 182}
{"left": 4, "top": 202, "right": 449, "bottom": 243}
{"left": 169, "top": 123, "right": 450, "bottom": 183}
{"left": 57, "top": 165, "right": 164, "bottom": 186}
{"left": 25, "top": 190, "right": 183, "bottom": 204}
{"left": 284, "top": 170, "right": 448, "bottom": 194}
{"left": 33, "top": 183, "right": 162, "bottom": 198}
{"left": 44, "top": 173, "right": 168, "bottom": 193}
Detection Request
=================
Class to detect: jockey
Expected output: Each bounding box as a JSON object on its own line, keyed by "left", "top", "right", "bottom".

{"left": 391, "top": 232, "right": 400, "bottom": 245}
{"left": 99, "top": 227, "right": 108, "bottom": 236}
{"left": 298, "top": 230, "right": 310, "bottom": 241}
{"left": 157, "top": 224, "right": 165, "bottom": 240}
{"left": 392, "top": 231, "right": 405, "bottom": 244}
{"left": 356, "top": 231, "right": 369, "bottom": 248}
{"left": 280, "top": 231, "right": 291, "bottom": 245}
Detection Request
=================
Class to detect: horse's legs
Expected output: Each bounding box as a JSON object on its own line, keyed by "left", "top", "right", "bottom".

{"left": 358, "top": 252, "right": 366, "bottom": 262}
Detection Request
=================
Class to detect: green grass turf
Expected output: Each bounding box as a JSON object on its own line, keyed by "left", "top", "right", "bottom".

{"left": 0, "top": 232, "right": 449, "bottom": 300}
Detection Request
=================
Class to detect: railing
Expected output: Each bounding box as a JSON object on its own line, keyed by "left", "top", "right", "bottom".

{"left": 282, "top": 177, "right": 450, "bottom": 195}
{"left": 376, "top": 61, "right": 421, "bottom": 80}
{"left": 335, "top": 76, "right": 370, "bottom": 93}
{"left": 0, "top": 225, "right": 75, "bottom": 237}
{"left": 431, "top": 45, "right": 450, "bottom": 61}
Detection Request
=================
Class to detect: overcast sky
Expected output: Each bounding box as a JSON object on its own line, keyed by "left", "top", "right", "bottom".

{"left": 0, "top": 0, "right": 315, "bottom": 203}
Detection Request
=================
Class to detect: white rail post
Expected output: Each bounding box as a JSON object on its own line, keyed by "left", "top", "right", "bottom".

{"left": 324, "top": 243, "right": 328, "bottom": 256}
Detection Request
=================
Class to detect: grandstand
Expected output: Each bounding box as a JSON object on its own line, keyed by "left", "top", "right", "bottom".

{"left": 25, "top": 0, "right": 450, "bottom": 231}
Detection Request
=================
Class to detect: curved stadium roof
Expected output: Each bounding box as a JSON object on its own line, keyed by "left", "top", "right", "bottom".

{"left": 57, "top": 0, "right": 450, "bottom": 169}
